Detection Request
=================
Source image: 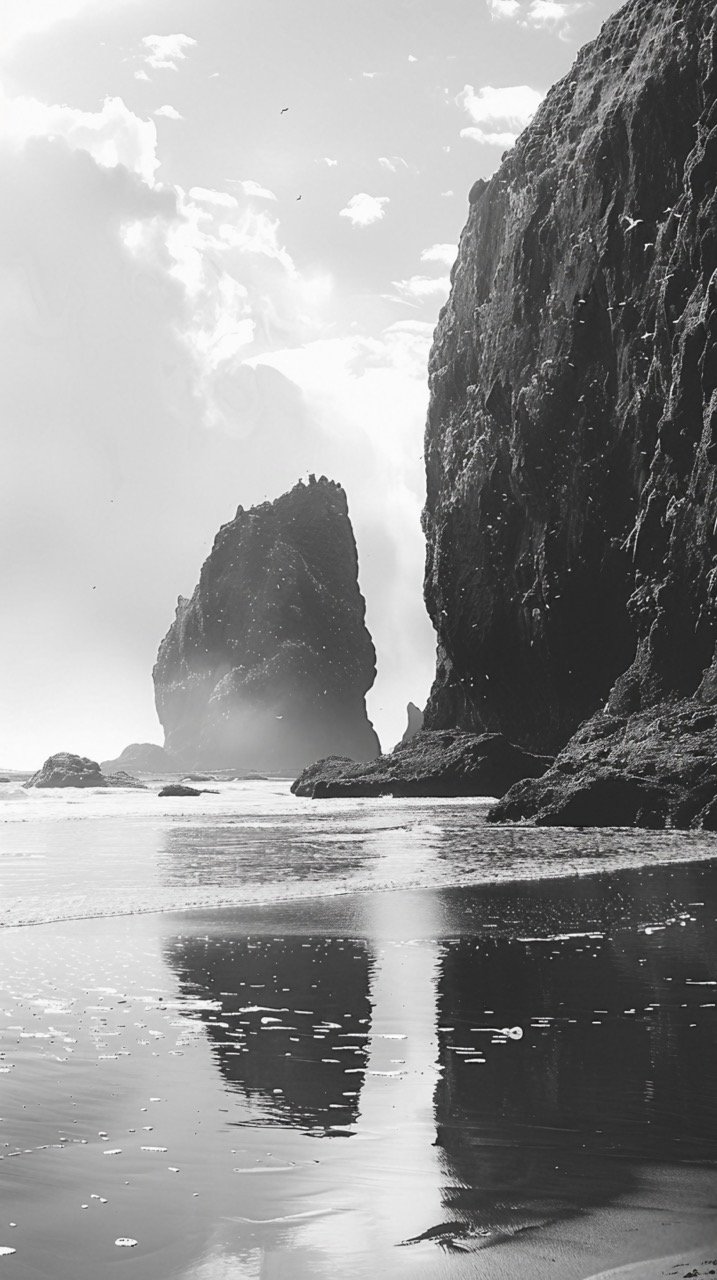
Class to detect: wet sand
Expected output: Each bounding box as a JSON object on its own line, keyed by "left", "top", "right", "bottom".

{"left": 1, "top": 858, "right": 716, "bottom": 1278}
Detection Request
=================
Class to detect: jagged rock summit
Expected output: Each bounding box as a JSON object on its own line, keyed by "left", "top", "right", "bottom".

{"left": 421, "top": 0, "right": 717, "bottom": 825}
{"left": 397, "top": 702, "right": 424, "bottom": 749}
{"left": 154, "top": 477, "right": 380, "bottom": 773}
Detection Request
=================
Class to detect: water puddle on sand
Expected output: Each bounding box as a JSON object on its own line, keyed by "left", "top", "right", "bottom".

{"left": 1, "top": 859, "right": 716, "bottom": 1278}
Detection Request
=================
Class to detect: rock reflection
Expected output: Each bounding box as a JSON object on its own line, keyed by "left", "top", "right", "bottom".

{"left": 165, "top": 932, "right": 371, "bottom": 1132}
{"left": 428, "top": 869, "right": 717, "bottom": 1250}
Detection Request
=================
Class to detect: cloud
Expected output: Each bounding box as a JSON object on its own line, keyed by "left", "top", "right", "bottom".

{"left": 0, "top": 0, "right": 136, "bottom": 51}
{"left": 458, "top": 82, "right": 543, "bottom": 146}
{"left": 393, "top": 274, "right": 451, "bottom": 302}
{"left": 486, "top": 0, "right": 521, "bottom": 16}
{"left": 526, "top": 0, "right": 579, "bottom": 23}
{"left": 228, "top": 178, "right": 277, "bottom": 201}
{"left": 188, "top": 185, "right": 238, "bottom": 209}
{"left": 421, "top": 242, "right": 457, "bottom": 267}
{"left": 485, "top": 0, "right": 584, "bottom": 30}
{"left": 339, "top": 193, "right": 389, "bottom": 228}
{"left": 154, "top": 104, "right": 183, "bottom": 120}
{"left": 378, "top": 155, "right": 408, "bottom": 173}
{"left": 141, "top": 33, "right": 197, "bottom": 72}
{"left": 0, "top": 87, "right": 160, "bottom": 185}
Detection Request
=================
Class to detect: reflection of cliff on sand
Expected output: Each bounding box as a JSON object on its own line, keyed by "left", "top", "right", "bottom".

{"left": 429, "top": 868, "right": 717, "bottom": 1250}
{"left": 165, "top": 931, "right": 371, "bottom": 1133}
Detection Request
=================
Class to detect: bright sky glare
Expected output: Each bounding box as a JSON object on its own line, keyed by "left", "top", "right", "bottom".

{"left": 0, "top": 0, "right": 624, "bottom": 766}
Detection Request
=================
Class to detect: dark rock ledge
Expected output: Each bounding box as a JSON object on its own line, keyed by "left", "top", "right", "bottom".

{"left": 488, "top": 702, "right": 717, "bottom": 829}
{"left": 291, "top": 730, "right": 552, "bottom": 799}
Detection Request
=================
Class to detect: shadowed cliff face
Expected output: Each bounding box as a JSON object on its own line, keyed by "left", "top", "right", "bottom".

{"left": 423, "top": 0, "right": 717, "bottom": 756}
{"left": 154, "top": 477, "right": 380, "bottom": 771}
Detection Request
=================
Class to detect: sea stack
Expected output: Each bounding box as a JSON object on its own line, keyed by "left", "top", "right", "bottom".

{"left": 421, "top": 0, "right": 717, "bottom": 826}
{"left": 153, "top": 477, "right": 380, "bottom": 773}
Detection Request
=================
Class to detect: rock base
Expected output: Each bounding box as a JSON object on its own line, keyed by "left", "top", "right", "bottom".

{"left": 291, "top": 730, "right": 552, "bottom": 799}
{"left": 489, "top": 701, "right": 717, "bottom": 829}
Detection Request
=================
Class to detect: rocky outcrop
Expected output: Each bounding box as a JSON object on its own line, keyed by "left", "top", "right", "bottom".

{"left": 291, "top": 730, "right": 552, "bottom": 798}
{"left": 396, "top": 702, "right": 424, "bottom": 748}
{"left": 154, "top": 477, "right": 380, "bottom": 773}
{"left": 101, "top": 743, "right": 179, "bottom": 774}
{"left": 489, "top": 702, "right": 717, "bottom": 828}
{"left": 158, "top": 783, "right": 218, "bottom": 797}
{"left": 422, "top": 0, "right": 717, "bottom": 783}
{"left": 26, "top": 753, "right": 146, "bottom": 789}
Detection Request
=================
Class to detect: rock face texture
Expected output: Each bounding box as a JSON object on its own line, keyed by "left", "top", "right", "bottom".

{"left": 291, "top": 730, "right": 551, "bottom": 799}
{"left": 101, "top": 743, "right": 179, "bottom": 775}
{"left": 422, "top": 0, "right": 717, "bottom": 822}
{"left": 489, "top": 704, "right": 717, "bottom": 828}
{"left": 154, "top": 478, "right": 380, "bottom": 773}
{"left": 26, "top": 753, "right": 146, "bottom": 789}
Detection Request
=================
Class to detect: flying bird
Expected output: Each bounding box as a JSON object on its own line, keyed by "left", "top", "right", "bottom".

{"left": 280, "top": 106, "right": 289, "bottom": 114}
{"left": 296, "top": 194, "right": 302, "bottom": 200}
{"left": 622, "top": 215, "right": 644, "bottom": 231}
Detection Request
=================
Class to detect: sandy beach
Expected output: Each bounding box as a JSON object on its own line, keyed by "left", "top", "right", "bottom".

{"left": 1, "top": 792, "right": 716, "bottom": 1279}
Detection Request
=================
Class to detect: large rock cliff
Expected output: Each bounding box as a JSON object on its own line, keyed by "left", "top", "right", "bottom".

{"left": 423, "top": 0, "right": 717, "bottom": 821}
{"left": 154, "top": 477, "right": 380, "bottom": 772}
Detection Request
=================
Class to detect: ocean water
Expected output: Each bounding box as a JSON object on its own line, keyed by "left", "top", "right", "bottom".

{"left": 1, "top": 780, "right": 717, "bottom": 1279}
{"left": 3, "top": 778, "right": 717, "bottom": 928}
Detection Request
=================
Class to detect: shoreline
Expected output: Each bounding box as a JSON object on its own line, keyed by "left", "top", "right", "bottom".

{"left": 2, "top": 839, "right": 717, "bottom": 932}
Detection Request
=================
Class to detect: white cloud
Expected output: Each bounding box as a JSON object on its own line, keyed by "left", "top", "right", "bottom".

{"left": 0, "top": 88, "right": 160, "bottom": 185}
{"left": 339, "top": 193, "right": 389, "bottom": 228}
{"left": 527, "top": 0, "right": 576, "bottom": 22}
{"left": 485, "top": 0, "right": 583, "bottom": 30}
{"left": 188, "top": 185, "right": 238, "bottom": 209}
{"left": 378, "top": 155, "right": 408, "bottom": 173}
{"left": 229, "top": 178, "right": 277, "bottom": 201}
{"left": 141, "top": 33, "right": 197, "bottom": 72}
{"left": 134, "top": 69, "right": 150, "bottom": 82}
{"left": 487, "top": 0, "right": 521, "bottom": 16}
{"left": 458, "top": 83, "right": 543, "bottom": 146}
{"left": 0, "top": 0, "right": 136, "bottom": 50}
{"left": 421, "top": 242, "right": 457, "bottom": 267}
{"left": 393, "top": 274, "right": 451, "bottom": 302}
{"left": 441, "top": 189, "right": 454, "bottom": 197}
{"left": 154, "top": 104, "right": 183, "bottom": 120}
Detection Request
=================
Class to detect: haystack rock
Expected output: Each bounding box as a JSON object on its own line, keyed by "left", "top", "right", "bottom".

{"left": 154, "top": 477, "right": 380, "bottom": 773}
{"left": 422, "top": 0, "right": 717, "bottom": 826}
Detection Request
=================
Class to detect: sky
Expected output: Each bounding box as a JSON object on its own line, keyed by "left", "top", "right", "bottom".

{"left": 0, "top": 0, "right": 625, "bottom": 768}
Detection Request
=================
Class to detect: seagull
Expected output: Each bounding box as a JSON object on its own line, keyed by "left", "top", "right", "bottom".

{"left": 296, "top": 194, "right": 302, "bottom": 200}
{"left": 622, "top": 215, "right": 644, "bottom": 231}
{"left": 280, "top": 106, "right": 289, "bottom": 114}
